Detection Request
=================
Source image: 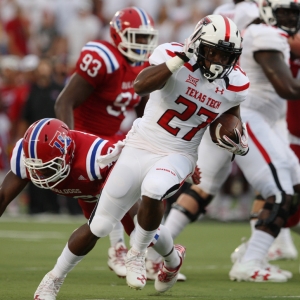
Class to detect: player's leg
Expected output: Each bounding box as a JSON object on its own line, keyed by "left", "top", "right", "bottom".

{"left": 34, "top": 146, "right": 143, "bottom": 299}
{"left": 164, "top": 129, "right": 232, "bottom": 239}
{"left": 126, "top": 153, "right": 193, "bottom": 290}
{"left": 230, "top": 114, "right": 295, "bottom": 282}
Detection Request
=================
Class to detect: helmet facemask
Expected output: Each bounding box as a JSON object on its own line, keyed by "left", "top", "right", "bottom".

{"left": 274, "top": 6, "right": 300, "bottom": 35}
{"left": 197, "top": 39, "right": 242, "bottom": 80}
{"left": 117, "top": 27, "right": 158, "bottom": 62}
{"left": 259, "top": 0, "right": 300, "bottom": 36}
{"left": 23, "top": 135, "right": 71, "bottom": 189}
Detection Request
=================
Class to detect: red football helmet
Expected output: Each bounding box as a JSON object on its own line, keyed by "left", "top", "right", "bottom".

{"left": 110, "top": 6, "right": 158, "bottom": 62}
{"left": 22, "top": 118, "right": 74, "bottom": 189}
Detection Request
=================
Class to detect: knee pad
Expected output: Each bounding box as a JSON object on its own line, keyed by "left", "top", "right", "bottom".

{"left": 255, "top": 192, "right": 291, "bottom": 236}
{"left": 89, "top": 213, "right": 116, "bottom": 238}
{"left": 172, "top": 186, "right": 213, "bottom": 222}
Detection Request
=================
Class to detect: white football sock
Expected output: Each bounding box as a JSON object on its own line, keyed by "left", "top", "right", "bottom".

{"left": 51, "top": 243, "right": 85, "bottom": 278}
{"left": 109, "top": 221, "right": 124, "bottom": 247}
{"left": 163, "top": 246, "right": 181, "bottom": 270}
{"left": 152, "top": 224, "right": 180, "bottom": 269}
{"left": 132, "top": 222, "right": 157, "bottom": 253}
{"left": 250, "top": 219, "right": 257, "bottom": 233}
{"left": 241, "top": 230, "right": 274, "bottom": 263}
{"left": 164, "top": 208, "right": 191, "bottom": 239}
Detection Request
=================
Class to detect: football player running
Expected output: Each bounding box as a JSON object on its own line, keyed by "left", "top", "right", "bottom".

{"left": 54, "top": 6, "right": 158, "bottom": 278}
{"left": 164, "top": 0, "right": 300, "bottom": 282}
{"left": 0, "top": 118, "right": 185, "bottom": 299}
{"left": 48, "top": 14, "right": 249, "bottom": 293}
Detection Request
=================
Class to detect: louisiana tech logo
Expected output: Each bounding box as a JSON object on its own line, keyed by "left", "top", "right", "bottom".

{"left": 49, "top": 131, "right": 72, "bottom": 154}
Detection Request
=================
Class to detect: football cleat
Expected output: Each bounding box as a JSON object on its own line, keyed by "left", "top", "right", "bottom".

{"left": 107, "top": 242, "right": 128, "bottom": 278}
{"left": 230, "top": 239, "right": 248, "bottom": 264}
{"left": 34, "top": 272, "right": 65, "bottom": 300}
{"left": 155, "top": 244, "right": 186, "bottom": 293}
{"left": 230, "top": 239, "right": 292, "bottom": 278}
{"left": 229, "top": 259, "right": 287, "bottom": 282}
{"left": 267, "top": 229, "right": 298, "bottom": 261}
{"left": 263, "top": 261, "right": 292, "bottom": 279}
{"left": 125, "top": 248, "right": 147, "bottom": 290}
{"left": 146, "top": 259, "right": 187, "bottom": 281}
{"left": 146, "top": 259, "right": 163, "bottom": 280}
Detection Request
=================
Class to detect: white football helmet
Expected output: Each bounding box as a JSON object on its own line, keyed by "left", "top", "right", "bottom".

{"left": 194, "top": 15, "right": 242, "bottom": 80}
{"left": 258, "top": 0, "right": 300, "bottom": 35}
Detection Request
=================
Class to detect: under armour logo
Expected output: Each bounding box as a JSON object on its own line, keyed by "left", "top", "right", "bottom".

{"left": 186, "top": 75, "right": 199, "bottom": 87}
{"left": 137, "top": 274, "right": 147, "bottom": 284}
{"left": 215, "top": 87, "right": 224, "bottom": 94}
{"left": 251, "top": 271, "right": 260, "bottom": 280}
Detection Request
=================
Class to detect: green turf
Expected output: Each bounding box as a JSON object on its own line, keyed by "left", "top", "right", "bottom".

{"left": 0, "top": 217, "right": 299, "bottom": 300}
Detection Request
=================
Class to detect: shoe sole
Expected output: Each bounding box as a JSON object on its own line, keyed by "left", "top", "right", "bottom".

{"left": 229, "top": 275, "right": 287, "bottom": 283}
{"left": 126, "top": 281, "right": 145, "bottom": 290}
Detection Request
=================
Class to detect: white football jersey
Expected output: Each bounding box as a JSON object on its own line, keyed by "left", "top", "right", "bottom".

{"left": 213, "top": 1, "right": 259, "bottom": 31}
{"left": 125, "top": 43, "right": 249, "bottom": 164}
{"left": 240, "top": 24, "right": 290, "bottom": 124}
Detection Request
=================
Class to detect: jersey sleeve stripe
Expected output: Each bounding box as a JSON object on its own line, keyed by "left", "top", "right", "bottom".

{"left": 227, "top": 82, "right": 250, "bottom": 92}
{"left": 87, "top": 138, "right": 108, "bottom": 180}
{"left": 29, "top": 118, "right": 52, "bottom": 158}
{"left": 83, "top": 42, "right": 120, "bottom": 74}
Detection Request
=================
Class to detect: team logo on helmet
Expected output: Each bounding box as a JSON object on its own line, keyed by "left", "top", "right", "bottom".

{"left": 115, "top": 17, "right": 122, "bottom": 31}
{"left": 49, "top": 131, "right": 72, "bottom": 154}
{"left": 199, "top": 17, "right": 212, "bottom": 27}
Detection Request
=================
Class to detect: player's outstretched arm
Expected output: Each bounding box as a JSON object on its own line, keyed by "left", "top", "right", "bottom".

{"left": 0, "top": 171, "right": 28, "bottom": 217}
{"left": 254, "top": 51, "right": 300, "bottom": 100}
{"left": 55, "top": 73, "right": 94, "bottom": 129}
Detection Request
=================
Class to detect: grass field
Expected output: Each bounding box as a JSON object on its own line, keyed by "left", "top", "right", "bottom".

{"left": 0, "top": 216, "right": 299, "bottom": 300}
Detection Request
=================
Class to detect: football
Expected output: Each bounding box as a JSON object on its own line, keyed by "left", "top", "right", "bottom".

{"left": 209, "top": 113, "right": 243, "bottom": 144}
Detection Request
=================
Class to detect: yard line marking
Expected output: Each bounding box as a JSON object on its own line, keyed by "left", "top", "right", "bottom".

{"left": 0, "top": 230, "right": 66, "bottom": 240}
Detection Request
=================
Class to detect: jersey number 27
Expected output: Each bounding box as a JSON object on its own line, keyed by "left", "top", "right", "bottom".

{"left": 157, "top": 95, "right": 218, "bottom": 141}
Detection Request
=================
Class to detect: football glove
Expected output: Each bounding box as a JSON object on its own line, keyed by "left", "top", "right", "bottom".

{"left": 216, "top": 123, "right": 249, "bottom": 156}
{"left": 175, "top": 27, "right": 202, "bottom": 62}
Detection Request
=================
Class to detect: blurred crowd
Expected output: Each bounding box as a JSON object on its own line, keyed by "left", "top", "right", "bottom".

{"left": 0, "top": 0, "right": 251, "bottom": 218}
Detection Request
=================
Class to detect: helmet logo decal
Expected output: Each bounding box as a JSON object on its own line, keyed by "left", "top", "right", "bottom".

{"left": 198, "top": 17, "right": 212, "bottom": 28}
{"left": 115, "top": 17, "right": 122, "bottom": 31}
{"left": 49, "top": 131, "right": 72, "bottom": 154}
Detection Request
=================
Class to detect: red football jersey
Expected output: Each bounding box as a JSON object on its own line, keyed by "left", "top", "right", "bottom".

{"left": 287, "top": 58, "right": 300, "bottom": 138}
{"left": 11, "top": 130, "right": 115, "bottom": 205}
{"left": 74, "top": 40, "right": 149, "bottom": 137}
{"left": 11, "top": 130, "right": 135, "bottom": 233}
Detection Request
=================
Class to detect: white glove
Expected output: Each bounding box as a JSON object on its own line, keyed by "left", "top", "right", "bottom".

{"left": 216, "top": 123, "right": 249, "bottom": 156}
{"left": 96, "top": 140, "right": 125, "bottom": 168}
{"left": 175, "top": 27, "right": 203, "bottom": 62}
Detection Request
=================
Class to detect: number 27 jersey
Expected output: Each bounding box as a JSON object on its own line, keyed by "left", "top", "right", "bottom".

{"left": 126, "top": 43, "right": 249, "bottom": 163}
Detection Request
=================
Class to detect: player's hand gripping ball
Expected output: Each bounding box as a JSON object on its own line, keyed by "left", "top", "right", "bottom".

{"left": 209, "top": 113, "right": 249, "bottom": 156}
